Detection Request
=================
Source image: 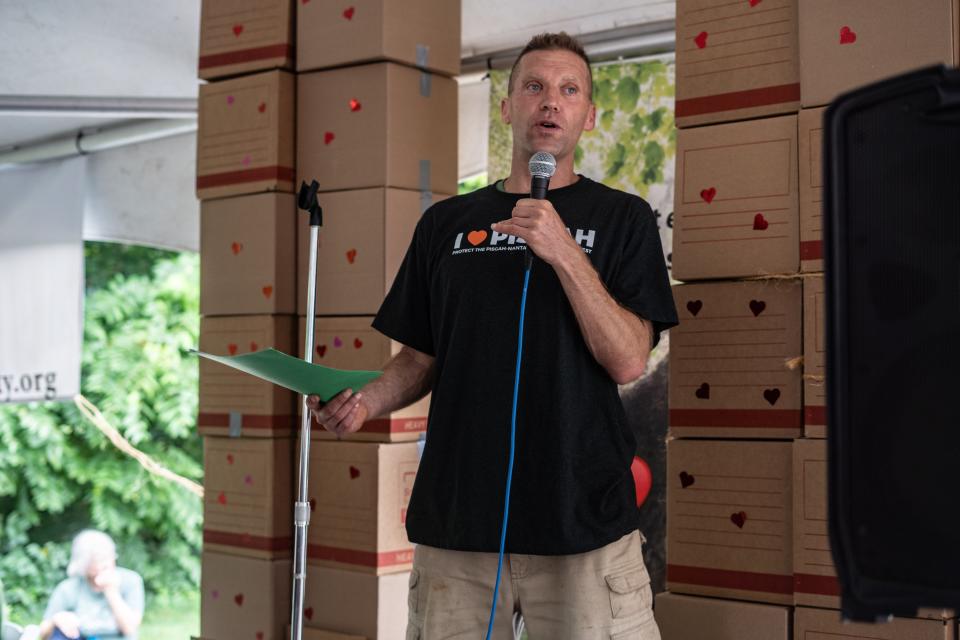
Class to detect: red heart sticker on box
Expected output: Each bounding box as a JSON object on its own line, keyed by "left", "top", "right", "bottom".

{"left": 343, "top": 6, "right": 355, "bottom": 19}
{"left": 304, "top": 607, "right": 314, "bottom": 620}
{"left": 226, "top": 454, "right": 234, "bottom": 465}
{"left": 244, "top": 474, "right": 253, "bottom": 485}
{"left": 249, "top": 341, "right": 258, "bottom": 352}
{"left": 346, "top": 248, "right": 357, "bottom": 264}
{"left": 333, "top": 337, "right": 343, "bottom": 348}
{"left": 353, "top": 338, "right": 363, "bottom": 349}
{"left": 324, "top": 131, "right": 335, "bottom": 145}
{"left": 234, "top": 593, "right": 244, "bottom": 606}
{"left": 231, "top": 241, "right": 242, "bottom": 255}
{"left": 349, "top": 98, "right": 362, "bottom": 112}
{"left": 232, "top": 24, "right": 243, "bottom": 37}
{"left": 839, "top": 26, "right": 857, "bottom": 45}
{"left": 753, "top": 213, "right": 769, "bottom": 231}
{"left": 258, "top": 102, "right": 266, "bottom": 113}
{"left": 349, "top": 466, "right": 360, "bottom": 479}
{"left": 764, "top": 388, "right": 781, "bottom": 406}
{"left": 694, "top": 31, "right": 708, "bottom": 49}
{"left": 686, "top": 300, "right": 703, "bottom": 316}
{"left": 256, "top": 633, "right": 264, "bottom": 640}
{"left": 262, "top": 285, "right": 273, "bottom": 299}
{"left": 731, "top": 511, "right": 747, "bottom": 528}
{"left": 227, "top": 343, "right": 238, "bottom": 355}
{"left": 217, "top": 491, "right": 227, "bottom": 505}
{"left": 309, "top": 498, "right": 316, "bottom": 512}
{"left": 695, "top": 383, "right": 710, "bottom": 400}
{"left": 749, "top": 300, "right": 766, "bottom": 316}
{"left": 700, "top": 187, "right": 716, "bottom": 203}
{"left": 749, "top": 0, "right": 761, "bottom": 6}
{"left": 316, "top": 344, "right": 327, "bottom": 357}
{"left": 226, "top": 95, "right": 235, "bottom": 105}
{"left": 679, "top": 471, "right": 696, "bottom": 488}
{"left": 211, "top": 589, "right": 220, "bottom": 599}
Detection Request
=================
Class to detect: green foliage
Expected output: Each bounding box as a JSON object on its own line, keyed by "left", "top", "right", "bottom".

{"left": 84, "top": 242, "right": 178, "bottom": 293}
{"left": 458, "top": 173, "right": 489, "bottom": 195}
{"left": 0, "top": 247, "right": 201, "bottom": 625}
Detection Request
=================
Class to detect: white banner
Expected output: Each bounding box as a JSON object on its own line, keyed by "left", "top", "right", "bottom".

{"left": 0, "top": 157, "right": 85, "bottom": 403}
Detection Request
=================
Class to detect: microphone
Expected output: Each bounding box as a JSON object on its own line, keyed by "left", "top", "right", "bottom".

{"left": 525, "top": 151, "right": 557, "bottom": 268}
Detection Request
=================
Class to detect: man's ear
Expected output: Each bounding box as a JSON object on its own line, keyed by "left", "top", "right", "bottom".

{"left": 583, "top": 102, "right": 597, "bottom": 132}
{"left": 501, "top": 96, "right": 511, "bottom": 124}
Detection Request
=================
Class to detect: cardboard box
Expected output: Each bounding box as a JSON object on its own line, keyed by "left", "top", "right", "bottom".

{"left": 198, "top": 0, "right": 294, "bottom": 81}
{"left": 297, "top": 63, "right": 457, "bottom": 194}
{"left": 297, "top": 0, "right": 460, "bottom": 77}
{"left": 799, "top": 0, "right": 960, "bottom": 108}
{"left": 203, "top": 437, "right": 292, "bottom": 559}
{"left": 296, "top": 188, "right": 448, "bottom": 316}
{"left": 675, "top": 0, "right": 800, "bottom": 127}
{"left": 201, "top": 192, "right": 297, "bottom": 316}
{"left": 798, "top": 107, "right": 825, "bottom": 273}
{"left": 308, "top": 441, "right": 418, "bottom": 575}
{"left": 197, "top": 70, "right": 295, "bottom": 200}
{"left": 667, "top": 439, "right": 793, "bottom": 605}
{"left": 301, "top": 565, "right": 408, "bottom": 640}
{"left": 673, "top": 115, "right": 799, "bottom": 281}
{"left": 670, "top": 280, "right": 803, "bottom": 439}
{"left": 654, "top": 592, "right": 791, "bottom": 640}
{"left": 199, "top": 315, "right": 297, "bottom": 437}
{"left": 795, "top": 606, "right": 957, "bottom": 640}
{"left": 803, "top": 275, "right": 827, "bottom": 438}
{"left": 200, "top": 551, "right": 290, "bottom": 640}
{"left": 299, "top": 317, "right": 429, "bottom": 442}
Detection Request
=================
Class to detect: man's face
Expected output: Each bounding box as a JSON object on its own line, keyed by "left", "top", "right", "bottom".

{"left": 86, "top": 555, "right": 116, "bottom": 582}
{"left": 501, "top": 49, "right": 596, "bottom": 163}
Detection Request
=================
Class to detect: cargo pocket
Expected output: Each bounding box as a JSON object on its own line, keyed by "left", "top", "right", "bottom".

{"left": 406, "top": 569, "right": 422, "bottom": 640}
{"left": 604, "top": 564, "right": 653, "bottom": 620}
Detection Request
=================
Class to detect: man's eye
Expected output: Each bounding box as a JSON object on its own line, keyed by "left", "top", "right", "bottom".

{"left": 564, "top": 86, "right": 578, "bottom": 95}
{"left": 527, "top": 82, "right": 541, "bottom": 92}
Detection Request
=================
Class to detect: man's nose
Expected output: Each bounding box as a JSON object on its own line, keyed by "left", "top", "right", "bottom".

{"left": 539, "top": 86, "right": 560, "bottom": 111}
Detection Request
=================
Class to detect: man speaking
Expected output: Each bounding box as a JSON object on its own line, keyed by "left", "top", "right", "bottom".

{"left": 308, "top": 32, "right": 677, "bottom": 639}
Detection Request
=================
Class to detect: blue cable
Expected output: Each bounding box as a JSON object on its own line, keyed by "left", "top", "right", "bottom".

{"left": 484, "top": 261, "right": 532, "bottom": 640}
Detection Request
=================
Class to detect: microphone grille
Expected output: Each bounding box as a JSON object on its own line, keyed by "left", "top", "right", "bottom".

{"left": 528, "top": 151, "right": 557, "bottom": 179}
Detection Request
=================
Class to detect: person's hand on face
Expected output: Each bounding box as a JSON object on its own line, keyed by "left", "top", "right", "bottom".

{"left": 88, "top": 557, "right": 120, "bottom": 594}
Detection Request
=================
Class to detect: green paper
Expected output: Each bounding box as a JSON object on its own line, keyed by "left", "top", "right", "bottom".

{"left": 193, "top": 348, "right": 381, "bottom": 402}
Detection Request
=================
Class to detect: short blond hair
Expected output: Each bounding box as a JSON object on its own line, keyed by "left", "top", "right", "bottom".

{"left": 67, "top": 530, "right": 116, "bottom": 578}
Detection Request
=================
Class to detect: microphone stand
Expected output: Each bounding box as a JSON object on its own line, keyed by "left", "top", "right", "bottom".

{"left": 290, "top": 180, "right": 323, "bottom": 640}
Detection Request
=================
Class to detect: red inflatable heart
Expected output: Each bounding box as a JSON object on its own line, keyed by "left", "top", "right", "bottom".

{"left": 630, "top": 456, "right": 653, "bottom": 508}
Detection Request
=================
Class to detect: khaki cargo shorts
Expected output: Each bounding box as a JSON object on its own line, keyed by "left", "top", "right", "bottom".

{"left": 406, "top": 530, "right": 661, "bottom": 639}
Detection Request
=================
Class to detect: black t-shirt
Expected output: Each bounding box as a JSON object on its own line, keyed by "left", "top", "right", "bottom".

{"left": 373, "top": 176, "right": 679, "bottom": 555}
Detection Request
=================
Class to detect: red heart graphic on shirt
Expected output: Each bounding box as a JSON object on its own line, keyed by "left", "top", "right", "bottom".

{"left": 349, "top": 98, "right": 362, "bottom": 112}
{"left": 343, "top": 6, "right": 355, "bottom": 19}
{"left": 232, "top": 24, "right": 244, "bottom": 37}
{"left": 262, "top": 285, "right": 273, "bottom": 299}
{"left": 731, "top": 511, "right": 747, "bottom": 528}
{"left": 679, "top": 471, "right": 696, "bottom": 489}
{"left": 753, "top": 213, "right": 769, "bottom": 231}
{"left": 234, "top": 593, "right": 244, "bottom": 606}
{"left": 686, "top": 300, "right": 703, "bottom": 316}
{"left": 231, "top": 241, "right": 242, "bottom": 255}
{"left": 346, "top": 248, "right": 357, "bottom": 264}
{"left": 764, "top": 388, "right": 781, "bottom": 406}
{"left": 467, "top": 230, "right": 488, "bottom": 246}
{"left": 227, "top": 343, "right": 238, "bottom": 355}
{"left": 304, "top": 607, "right": 314, "bottom": 620}
{"left": 316, "top": 344, "right": 327, "bottom": 358}
{"left": 249, "top": 341, "right": 258, "bottom": 352}
{"left": 226, "top": 454, "right": 234, "bottom": 465}
{"left": 700, "top": 187, "right": 716, "bottom": 203}
{"left": 695, "top": 383, "right": 710, "bottom": 400}
{"left": 354, "top": 338, "right": 363, "bottom": 349}
{"left": 217, "top": 491, "right": 227, "bottom": 505}
{"left": 694, "top": 31, "right": 708, "bottom": 49}
{"left": 839, "top": 26, "right": 857, "bottom": 45}
{"left": 349, "top": 466, "right": 360, "bottom": 479}
{"left": 749, "top": 300, "right": 766, "bottom": 317}
{"left": 324, "top": 131, "right": 335, "bottom": 145}
{"left": 258, "top": 102, "right": 266, "bottom": 113}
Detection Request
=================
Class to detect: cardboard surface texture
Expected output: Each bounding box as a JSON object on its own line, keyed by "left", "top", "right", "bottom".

{"left": 296, "top": 188, "right": 447, "bottom": 316}
{"left": 307, "top": 441, "right": 418, "bottom": 574}
{"left": 199, "top": 315, "right": 297, "bottom": 437}
{"left": 297, "top": 0, "right": 460, "bottom": 77}
{"left": 200, "top": 551, "right": 290, "bottom": 640}
{"left": 798, "top": 107, "right": 825, "bottom": 272}
{"left": 198, "top": 0, "right": 294, "bottom": 80}
{"left": 300, "top": 565, "right": 408, "bottom": 640}
{"left": 803, "top": 275, "right": 826, "bottom": 438}
{"left": 292, "top": 627, "right": 366, "bottom": 640}
{"left": 197, "top": 70, "right": 295, "bottom": 200}
{"left": 299, "top": 317, "right": 429, "bottom": 442}
{"left": 298, "top": 63, "right": 457, "bottom": 193}
{"left": 654, "top": 591, "right": 791, "bottom": 640}
{"left": 670, "top": 280, "right": 803, "bottom": 439}
{"left": 799, "top": 0, "right": 960, "bottom": 108}
{"left": 202, "top": 436, "right": 292, "bottom": 559}
{"left": 667, "top": 439, "right": 793, "bottom": 605}
{"left": 201, "top": 192, "right": 297, "bottom": 316}
{"left": 795, "top": 606, "right": 957, "bottom": 639}
{"left": 675, "top": 0, "right": 800, "bottom": 127}
{"left": 673, "top": 115, "right": 799, "bottom": 281}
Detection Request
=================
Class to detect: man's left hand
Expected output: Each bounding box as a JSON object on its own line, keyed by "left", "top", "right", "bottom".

{"left": 93, "top": 567, "right": 120, "bottom": 594}
{"left": 492, "top": 198, "right": 582, "bottom": 267}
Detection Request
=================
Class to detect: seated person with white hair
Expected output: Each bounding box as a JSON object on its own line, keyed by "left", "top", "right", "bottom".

{"left": 38, "top": 530, "right": 144, "bottom": 640}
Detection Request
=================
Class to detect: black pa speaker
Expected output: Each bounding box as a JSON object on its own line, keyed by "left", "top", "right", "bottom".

{"left": 824, "top": 65, "right": 960, "bottom": 621}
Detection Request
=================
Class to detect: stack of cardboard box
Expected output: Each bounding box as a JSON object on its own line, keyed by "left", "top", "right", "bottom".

{"left": 195, "top": 1, "right": 459, "bottom": 638}
{"left": 658, "top": 1, "right": 959, "bottom": 638}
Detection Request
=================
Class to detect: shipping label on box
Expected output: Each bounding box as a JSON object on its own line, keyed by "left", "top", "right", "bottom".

{"left": 200, "top": 551, "right": 291, "bottom": 640}
{"left": 308, "top": 441, "right": 418, "bottom": 575}
{"left": 675, "top": 0, "right": 800, "bottom": 127}
{"left": 803, "top": 275, "right": 827, "bottom": 437}
{"left": 296, "top": 188, "right": 447, "bottom": 316}
{"left": 795, "top": 606, "right": 957, "bottom": 639}
{"left": 201, "top": 192, "right": 297, "bottom": 316}
{"left": 667, "top": 439, "right": 793, "bottom": 605}
{"left": 799, "top": 107, "right": 825, "bottom": 272}
{"left": 197, "top": 70, "right": 295, "bottom": 200}
{"left": 673, "top": 115, "right": 799, "bottom": 281}
{"left": 670, "top": 280, "right": 803, "bottom": 438}
{"left": 199, "top": 315, "right": 297, "bottom": 437}
{"left": 300, "top": 565, "right": 408, "bottom": 640}
{"left": 654, "top": 592, "right": 791, "bottom": 640}
{"left": 203, "top": 437, "right": 292, "bottom": 559}
{"left": 799, "top": 0, "right": 959, "bottom": 108}
{"left": 297, "top": 63, "right": 457, "bottom": 194}
{"left": 297, "top": 0, "right": 460, "bottom": 77}
{"left": 198, "top": 0, "right": 294, "bottom": 81}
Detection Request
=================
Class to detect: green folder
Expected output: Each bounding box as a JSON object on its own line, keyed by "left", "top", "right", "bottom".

{"left": 193, "top": 348, "right": 381, "bottom": 402}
